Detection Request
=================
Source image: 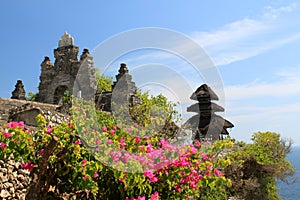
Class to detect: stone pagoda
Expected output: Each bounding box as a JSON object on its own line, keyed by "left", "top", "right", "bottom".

{"left": 11, "top": 80, "right": 26, "bottom": 100}
{"left": 184, "top": 84, "right": 234, "bottom": 141}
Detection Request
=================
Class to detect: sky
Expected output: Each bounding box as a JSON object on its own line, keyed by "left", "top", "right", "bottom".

{"left": 1, "top": 0, "right": 300, "bottom": 146}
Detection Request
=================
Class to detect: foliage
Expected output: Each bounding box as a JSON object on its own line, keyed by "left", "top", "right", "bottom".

{"left": 0, "top": 97, "right": 295, "bottom": 199}
{"left": 96, "top": 71, "right": 113, "bottom": 92}
{"left": 130, "top": 91, "right": 181, "bottom": 140}
{"left": 224, "top": 131, "right": 294, "bottom": 200}
{"left": 26, "top": 91, "right": 36, "bottom": 101}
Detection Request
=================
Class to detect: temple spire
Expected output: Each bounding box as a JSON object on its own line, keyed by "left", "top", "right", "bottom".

{"left": 58, "top": 32, "right": 74, "bottom": 47}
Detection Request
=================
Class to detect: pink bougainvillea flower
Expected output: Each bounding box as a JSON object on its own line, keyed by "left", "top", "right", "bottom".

{"left": 118, "top": 178, "right": 123, "bottom": 182}
{"left": 110, "top": 129, "right": 115, "bottom": 136}
{"left": 93, "top": 172, "right": 99, "bottom": 178}
{"left": 150, "top": 191, "right": 159, "bottom": 200}
{"left": 133, "top": 122, "right": 138, "bottom": 127}
{"left": 194, "top": 140, "right": 201, "bottom": 147}
{"left": 201, "top": 153, "right": 208, "bottom": 160}
{"left": 190, "top": 145, "right": 198, "bottom": 154}
{"left": 39, "top": 149, "right": 45, "bottom": 155}
{"left": 214, "top": 169, "right": 223, "bottom": 176}
{"left": 120, "top": 138, "right": 126, "bottom": 147}
{"left": 74, "top": 139, "right": 81, "bottom": 145}
{"left": 102, "top": 126, "right": 108, "bottom": 132}
{"left": 144, "top": 169, "right": 158, "bottom": 182}
{"left": 160, "top": 138, "right": 169, "bottom": 148}
{"left": 46, "top": 126, "right": 52, "bottom": 134}
{"left": 82, "top": 159, "right": 87, "bottom": 167}
{"left": 127, "top": 127, "right": 132, "bottom": 133}
{"left": 7, "top": 121, "right": 25, "bottom": 130}
{"left": 107, "top": 139, "right": 112, "bottom": 144}
{"left": 3, "top": 131, "right": 11, "bottom": 138}
{"left": 82, "top": 174, "right": 90, "bottom": 180}
{"left": 21, "top": 161, "right": 34, "bottom": 171}
{"left": 0, "top": 142, "right": 7, "bottom": 150}
{"left": 135, "top": 136, "right": 140, "bottom": 144}
{"left": 95, "top": 138, "right": 101, "bottom": 145}
{"left": 146, "top": 143, "right": 153, "bottom": 153}
{"left": 207, "top": 165, "right": 213, "bottom": 171}
{"left": 68, "top": 123, "right": 74, "bottom": 129}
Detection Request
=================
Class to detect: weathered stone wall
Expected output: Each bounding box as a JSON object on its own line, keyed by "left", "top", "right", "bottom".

{"left": 0, "top": 98, "right": 62, "bottom": 126}
{"left": 0, "top": 155, "right": 31, "bottom": 200}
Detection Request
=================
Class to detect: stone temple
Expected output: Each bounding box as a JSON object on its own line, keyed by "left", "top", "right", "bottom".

{"left": 35, "top": 32, "right": 97, "bottom": 104}
{"left": 4, "top": 32, "right": 233, "bottom": 142}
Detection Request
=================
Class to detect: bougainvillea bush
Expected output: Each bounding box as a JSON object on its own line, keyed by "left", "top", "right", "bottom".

{"left": 0, "top": 113, "right": 235, "bottom": 199}
{"left": 0, "top": 98, "right": 294, "bottom": 199}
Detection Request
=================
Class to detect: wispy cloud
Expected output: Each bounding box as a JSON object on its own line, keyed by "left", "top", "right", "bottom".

{"left": 192, "top": 3, "right": 300, "bottom": 66}
{"left": 105, "top": 3, "right": 300, "bottom": 71}
{"left": 224, "top": 66, "right": 300, "bottom": 100}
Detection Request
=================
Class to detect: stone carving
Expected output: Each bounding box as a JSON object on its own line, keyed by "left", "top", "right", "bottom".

{"left": 11, "top": 80, "right": 26, "bottom": 100}
{"left": 184, "top": 84, "right": 234, "bottom": 141}
{"left": 36, "top": 33, "right": 96, "bottom": 104}
{"left": 95, "top": 63, "right": 140, "bottom": 112}
{"left": 58, "top": 32, "right": 74, "bottom": 47}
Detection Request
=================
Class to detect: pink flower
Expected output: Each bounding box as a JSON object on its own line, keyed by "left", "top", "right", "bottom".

{"left": 95, "top": 138, "right": 101, "bottom": 145}
{"left": 118, "top": 178, "right": 123, "bottom": 182}
{"left": 189, "top": 182, "right": 197, "bottom": 189}
{"left": 144, "top": 169, "right": 158, "bottom": 182}
{"left": 107, "top": 139, "right": 112, "bottom": 144}
{"left": 113, "top": 125, "right": 117, "bottom": 130}
{"left": 93, "top": 172, "right": 99, "bottom": 178}
{"left": 146, "top": 143, "right": 153, "bottom": 153}
{"left": 195, "top": 140, "right": 201, "bottom": 147}
{"left": 46, "top": 126, "right": 52, "bottom": 134}
{"left": 39, "top": 149, "right": 45, "bottom": 155}
{"left": 160, "top": 138, "right": 169, "bottom": 147}
{"left": 110, "top": 129, "right": 115, "bottom": 136}
{"left": 74, "top": 139, "right": 81, "bottom": 145}
{"left": 214, "top": 169, "right": 223, "bottom": 176}
{"left": 190, "top": 145, "right": 198, "bottom": 154}
{"left": 7, "top": 121, "right": 25, "bottom": 130}
{"left": 102, "top": 126, "right": 108, "bottom": 132}
{"left": 0, "top": 142, "right": 7, "bottom": 150}
{"left": 150, "top": 191, "right": 159, "bottom": 200}
{"left": 134, "top": 123, "right": 138, "bottom": 128}
{"left": 120, "top": 138, "right": 126, "bottom": 147}
{"left": 3, "top": 132, "right": 11, "bottom": 138}
{"left": 82, "top": 159, "right": 87, "bottom": 167}
{"left": 127, "top": 127, "right": 132, "bottom": 133}
{"left": 82, "top": 174, "right": 90, "bottom": 180}
{"left": 201, "top": 153, "right": 208, "bottom": 160}
{"left": 21, "top": 161, "right": 34, "bottom": 171}
{"left": 135, "top": 137, "right": 141, "bottom": 143}
{"left": 207, "top": 165, "right": 213, "bottom": 171}
{"left": 68, "top": 123, "right": 74, "bottom": 129}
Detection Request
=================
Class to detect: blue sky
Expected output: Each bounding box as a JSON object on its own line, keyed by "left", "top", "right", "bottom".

{"left": 1, "top": 1, "right": 300, "bottom": 145}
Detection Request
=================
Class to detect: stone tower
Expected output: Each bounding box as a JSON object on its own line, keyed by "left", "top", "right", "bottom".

{"left": 11, "top": 80, "right": 26, "bottom": 100}
{"left": 184, "top": 84, "right": 234, "bottom": 141}
{"left": 36, "top": 32, "right": 96, "bottom": 104}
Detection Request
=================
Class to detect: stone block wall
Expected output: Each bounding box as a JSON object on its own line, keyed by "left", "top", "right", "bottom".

{"left": 0, "top": 98, "right": 65, "bottom": 127}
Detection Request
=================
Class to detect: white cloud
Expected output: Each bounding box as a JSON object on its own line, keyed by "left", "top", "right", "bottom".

{"left": 107, "top": 3, "right": 300, "bottom": 70}
{"left": 263, "top": 3, "right": 299, "bottom": 19}
{"left": 224, "top": 66, "right": 300, "bottom": 100}
{"left": 190, "top": 3, "right": 300, "bottom": 66}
